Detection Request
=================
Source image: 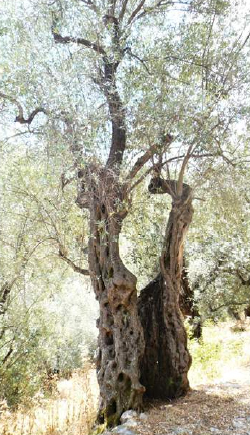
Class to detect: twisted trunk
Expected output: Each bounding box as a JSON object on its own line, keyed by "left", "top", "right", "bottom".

{"left": 138, "top": 179, "right": 193, "bottom": 399}
{"left": 80, "top": 168, "right": 145, "bottom": 427}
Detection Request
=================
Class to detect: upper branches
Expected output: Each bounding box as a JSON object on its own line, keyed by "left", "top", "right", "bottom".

{"left": 126, "top": 134, "right": 173, "bottom": 183}
{"left": 80, "top": 0, "right": 100, "bottom": 14}
{"left": 125, "top": 0, "right": 184, "bottom": 26}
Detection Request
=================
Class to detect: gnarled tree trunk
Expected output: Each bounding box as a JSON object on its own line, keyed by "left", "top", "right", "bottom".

{"left": 138, "top": 178, "right": 193, "bottom": 399}
{"left": 78, "top": 167, "right": 145, "bottom": 427}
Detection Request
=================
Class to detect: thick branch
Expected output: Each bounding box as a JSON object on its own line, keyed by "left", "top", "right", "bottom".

{"left": 127, "top": 0, "right": 146, "bottom": 25}
{"left": 119, "top": 0, "right": 130, "bottom": 21}
{"left": 176, "top": 144, "right": 193, "bottom": 196}
{"left": 0, "top": 278, "right": 18, "bottom": 315}
{"left": 107, "top": 0, "right": 117, "bottom": 16}
{"left": 52, "top": 29, "right": 106, "bottom": 55}
{"left": 102, "top": 61, "right": 127, "bottom": 169}
{"left": 126, "top": 135, "right": 173, "bottom": 181}
{"left": 126, "top": 147, "right": 157, "bottom": 181}
{"left": 15, "top": 107, "right": 48, "bottom": 125}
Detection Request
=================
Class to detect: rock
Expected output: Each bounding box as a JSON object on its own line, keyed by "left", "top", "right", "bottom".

{"left": 210, "top": 428, "right": 220, "bottom": 433}
{"left": 233, "top": 419, "right": 246, "bottom": 428}
{"left": 139, "top": 412, "right": 148, "bottom": 421}
{"left": 120, "top": 410, "right": 138, "bottom": 424}
{"left": 171, "top": 428, "right": 188, "bottom": 434}
{"left": 111, "top": 425, "right": 137, "bottom": 435}
{"left": 123, "top": 419, "right": 138, "bottom": 428}
{"left": 221, "top": 382, "right": 241, "bottom": 389}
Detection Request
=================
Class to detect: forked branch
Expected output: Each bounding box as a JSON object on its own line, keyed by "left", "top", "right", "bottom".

{"left": 127, "top": 0, "right": 146, "bottom": 25}
{"left": 126, "top": 134, "right": 173, "bottom": 182}
{"left": 0, "top": 91, "right": 47, "bottom": 125}
{"left": 127, "top": 0, "right": 174, "bottom": 25}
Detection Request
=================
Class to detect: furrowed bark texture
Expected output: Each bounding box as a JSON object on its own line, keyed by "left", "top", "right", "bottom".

{"left": 138, "top": 178, "right": 193, "bottom": 399}
{"left": 78, "top": 168, "right": 145, "bottom": 427}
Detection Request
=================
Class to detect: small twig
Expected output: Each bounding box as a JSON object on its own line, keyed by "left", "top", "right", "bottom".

{"left": 58, "top": 247, "right": 90, "bottom": 276}
{"left": 125, "top": 48, "right": 151, "bottom": 74}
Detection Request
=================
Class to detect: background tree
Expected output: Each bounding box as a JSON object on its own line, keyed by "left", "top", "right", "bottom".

{"left": 0, "top": 142, "right": 98, "bottom": 406}
{"left": 187, "top": 164, "right": 250, "bottom": 321}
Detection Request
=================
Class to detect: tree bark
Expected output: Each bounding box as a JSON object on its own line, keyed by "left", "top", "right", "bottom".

{"left": 138, "top": 178, "right": 193, "bottom": 399}
{"left": 78, "top": 167, "right": 145, "bottom": 427}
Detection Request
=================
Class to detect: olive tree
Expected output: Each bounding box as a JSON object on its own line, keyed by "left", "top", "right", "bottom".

{"left": 0, "top": 0, "right": 250, "bottom": 426}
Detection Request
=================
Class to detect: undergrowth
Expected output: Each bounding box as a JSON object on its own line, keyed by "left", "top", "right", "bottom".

{"left": 0, "top": 365, "right": 99, "bottom": 435}
{"left": 188, "top": 320, "right": 250, "bottom": 386}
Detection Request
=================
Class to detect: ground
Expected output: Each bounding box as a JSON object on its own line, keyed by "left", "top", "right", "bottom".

{"left": 112, "top": 321, "right": 250, "bottom": 435}
{"left": 135, "top": 376, "right": 250, "bottom": 435}
{"left": 1, "top": 322, "right": 250, "bottom": 435}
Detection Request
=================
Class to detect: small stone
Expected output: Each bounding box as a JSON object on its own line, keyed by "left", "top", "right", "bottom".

{"left": 139, "top": 412, "right": 148, "bottom": 420}
{"left": 112, "top": 425, "right": 136, "bottom": 435}
{"left": 120, "top": 410, "right": 138, "bottom": 424}
{"left": 123, "top": 419, "right": 138, "bottom": 428}
{"left": 233, "top": 419, "right": 246, "bottom": 428}
{"left": 172, "top": 428, "right": 187, "bottom": 434}
{"left": 210, "top": 428, "right": 220, "bottom": 433}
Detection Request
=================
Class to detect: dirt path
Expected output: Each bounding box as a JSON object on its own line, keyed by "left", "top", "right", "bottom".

{"left": 135, "top": 366, "right": 250, "bottom": 435}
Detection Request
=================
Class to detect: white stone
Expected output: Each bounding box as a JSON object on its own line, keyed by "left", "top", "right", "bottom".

{"left": 172, "top": 428, "right": 188, "bottom": 434}
{"left": 233, "top": 419, "right": 245, "bottom": 428}
{"left": 112, "top": 425, "right": 136, "bottom": 435}
{"left": 120, "top": 410, "right": 138, "bottom": 424}
{"left": 123, "top": 419, "right": 138, "bottom": 428}
{"left": 139, "top": 412, "right": 148, "bottom": 420}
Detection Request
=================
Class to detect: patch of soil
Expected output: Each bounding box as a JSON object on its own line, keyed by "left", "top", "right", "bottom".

{"left": 135, "top": 373, "right": 250, "bottom": 435}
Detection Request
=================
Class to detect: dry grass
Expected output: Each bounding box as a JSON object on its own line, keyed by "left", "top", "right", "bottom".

{"left": 0, "top": 365, "right": 99, "bottom": 435}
